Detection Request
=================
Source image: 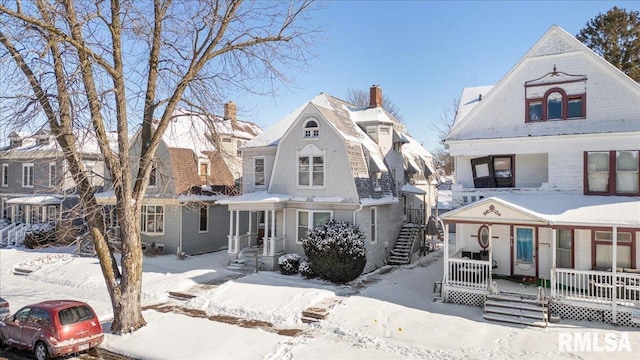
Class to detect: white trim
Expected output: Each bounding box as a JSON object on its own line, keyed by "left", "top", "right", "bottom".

{"left": 514, "top": 226, "right": 535, "bottom": 265}
{"left": 254, "top": 157, "right": 265, "bottom": 187}
{"left": 296, "top": 148, "right": 326, "bottom": 189}
{"left": 141, "top": 205, "right": 165, "bottom": 235}
{"left": 199, "top": 204, "right": 209, "bottom": 233}
{"left": 22, "top": 163, "right": 34, "bottom": 188}
{"left": 296, "top": 209, "right": 333, "bottom": 244}
{"left": 2, "top": 163, "right": 8, "bottom": 187}
{"left": 303, "top": 117, "right": 320, "bottom": 139}
{"left": 48, "top": 162, "right": 56, "bottom": 188}
{"left": 370, "top": 206, "right": 377, "bottom": 244}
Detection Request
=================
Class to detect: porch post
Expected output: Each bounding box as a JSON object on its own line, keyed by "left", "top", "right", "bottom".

{"left": 247, "top": 211, "right": 252, "bottom": 247}
{"left": 234, "top": 210, "right": 240, "bottom": 253}
{"left": 263, "top": 210, "right": 270, "bottom": 256}
{"left": 488, "top": 225, "right": 493, "bottom": 290}
{"left": 551, "top": 228, "right": 557, "bottom": 298}
{"left": 443, "top": 223, "right": 449, "bottom": 285}
{"left": 271, "top": 209, "right": 276, "bottom": 254}
{"left": 612, "top": 226, "right": 618, "bottom": 324}
{"left": 228, "top": 209, "right": 234, "bottom": 253}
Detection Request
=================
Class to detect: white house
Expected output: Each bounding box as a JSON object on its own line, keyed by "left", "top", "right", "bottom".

{"left": 440, "top": 25, "right": 640, "bottom": 327}
{"left": 220, "top": 86, "right": 436, "bottom": 272}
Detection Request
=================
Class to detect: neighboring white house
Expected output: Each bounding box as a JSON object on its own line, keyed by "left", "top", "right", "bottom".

{"left": 439, "top": 25, "right": 640, "bottom": 327}
{"left": 220, "top": 86, "right": 436, "bottom": 272}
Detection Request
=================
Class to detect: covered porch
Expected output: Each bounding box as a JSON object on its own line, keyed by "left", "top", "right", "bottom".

{"left": 439, "top": 194, "right": 640, "bottom": 326}
{"left": 218, "top": 192, "right": 290, "bottom": 270}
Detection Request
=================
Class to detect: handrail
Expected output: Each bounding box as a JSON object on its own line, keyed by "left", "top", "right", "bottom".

{"left": 555, "top": 268, "right": 640, "bottom": 306}
{"left": 446, "top": 257, "right": 491, "bottom": 289}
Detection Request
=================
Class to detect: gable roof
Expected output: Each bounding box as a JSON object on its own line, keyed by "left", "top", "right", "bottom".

{"left": 446, "top": 25, "right": 640, "bottom": 142}
{"left": 451, "top": 85, "right": 494, "bottom": 129}
{"left": 0, "top": 128, "right": 118, "bottom": 155}
{"left": 440, "top": 194, "right": 640, "bottom": 228}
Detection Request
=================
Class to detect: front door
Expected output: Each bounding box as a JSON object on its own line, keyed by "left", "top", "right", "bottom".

{"left": 513, "top": 227, "right": 536, "bottom": 277}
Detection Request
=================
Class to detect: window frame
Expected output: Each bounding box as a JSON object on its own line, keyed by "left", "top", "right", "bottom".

{"left": 525, "top": 87, "right": 586, "bottom": 122}
{"left": 254, "top": 157, "right": 265, "bottom": 187}
{"left": 297, "top": 155, "right": 325, "bottom": 188}
{"left": 584, "top": 150, "right": 640, "bottom": 196}
{"left": 22, "top": 163, "right": 34, "bottom": 188}
{"left": 370, "top": 207, "right": 377, "bottom": 244}
{"left": 477, "top": 225, "right": 490, "bottom": 249}
{"left": 303, "top": 118, "right": 319, "bottom": 138}
{"left": 296, "top": 209, "right": 333, "bottom": 243}
{"left": 148, "top": 161, "right": 158, "bottom": 188}
{"left": 471, "top": 155, "right": 515, "bottom": 188}
{"left": 2, "top": 163, "right": 8, "bottom": 187}
{"left": 591, "top": 228, "right": 636, "bottom": 270}
{"left": 48, "top": 162, "right": 57, "bottom": 188}
{"left": 199, "top": 204, "right": 208, "bottom": 233}
{"left": 198, "top": 160, "right": 209, "bottom": 186}
{"left": 141, "top": 205, "right": 164, "bottom": 235}
{"left": 556, "top": 228, "right": 574, "bottom": 269}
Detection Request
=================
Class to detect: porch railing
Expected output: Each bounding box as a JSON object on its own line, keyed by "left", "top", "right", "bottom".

{"left": 405, "top": 208, "right": 425, "bottom": 225}
{"left": 555, "top": 268, "right": 640, "bottom": 307}
{"left": 263, "top": 236, "right": 284, "bottom": 256}
{"left": 228, "top": 234, "right": 251, "bottom": 254}
{"left": 446, "top": 257, "right": 491, "bottom": 290}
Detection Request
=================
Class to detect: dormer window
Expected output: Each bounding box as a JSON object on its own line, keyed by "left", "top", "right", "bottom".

{"left": 303, "top": 119, "right": 319, "bottom": 138}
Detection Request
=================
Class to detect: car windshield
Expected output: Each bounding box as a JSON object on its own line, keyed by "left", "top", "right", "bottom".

{"left": 58, "top": 305, "right": 95, "bottom": 326}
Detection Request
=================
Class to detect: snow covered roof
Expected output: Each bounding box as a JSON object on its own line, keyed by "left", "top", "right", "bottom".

{"left": 6, "top": 195, "right": 64, "bottom": 205}
{"left": 0, "top": 129, "right": 118, "bottom": 155}
{"left": 401, "top": 184, "right": 426, "bottom": 195}
{"left": 400, "top": 133, "right": 435, "bottom": 176}
{"left": 450, "top": 85, "right": 494, "bottom": 130}
{"left": 217, "top": 191, "right": 289, "bottom": 205}
{"left": 441, "top": 194, "right": 640, "bottom": 227}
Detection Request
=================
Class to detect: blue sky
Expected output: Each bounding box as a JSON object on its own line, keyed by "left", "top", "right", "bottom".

{"left": 235, "top": 0, "right": 639, "bottom": 151}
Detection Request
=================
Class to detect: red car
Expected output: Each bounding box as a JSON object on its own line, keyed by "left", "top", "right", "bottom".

{"left": 0, "top": 300, "right": 103, "bottom": 360}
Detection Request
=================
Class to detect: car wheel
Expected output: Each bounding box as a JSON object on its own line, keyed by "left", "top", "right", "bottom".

{"left": 34, "top": 341, "right": 49, "bottom": 360}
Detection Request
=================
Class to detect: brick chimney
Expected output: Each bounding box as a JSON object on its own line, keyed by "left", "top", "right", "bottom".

{"left": 224, "top": 101, "right": 237, "bottom": 123}
{"left": 369, "top": 85, "right": 382, "bottom": 108}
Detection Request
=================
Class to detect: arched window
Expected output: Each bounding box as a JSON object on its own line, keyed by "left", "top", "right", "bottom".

{"left": 547, "top": 91, "right": 563, "bottom": 120}
{"left": 303, "top": 119, "right": 319, "bottom": 138}
{"left": 526, "top": 87, "right": 585, "bottom": 122}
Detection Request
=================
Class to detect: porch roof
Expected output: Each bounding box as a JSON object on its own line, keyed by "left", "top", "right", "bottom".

{"left": 5, "top": 195, "right": 64, "bottom": 205}
{"left": 401, "top": 183, "right": 426, "bottom": 195}
{"left": 441, "top": 194, "right": 640, "bottom": 228}
{"left": 217, "top": 191, "right": 289, "bottom": 206}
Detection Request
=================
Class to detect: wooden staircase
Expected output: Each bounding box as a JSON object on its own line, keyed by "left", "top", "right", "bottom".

{"left": 388, "top": 224, "right": 419, "bottom": 265}
{"left": 483, "top": 292, "right": 549, "bottom": 328}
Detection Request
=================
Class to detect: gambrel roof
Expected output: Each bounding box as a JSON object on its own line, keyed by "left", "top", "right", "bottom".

{"left": 446, "top": 25, "right": 640, "bottom": 143}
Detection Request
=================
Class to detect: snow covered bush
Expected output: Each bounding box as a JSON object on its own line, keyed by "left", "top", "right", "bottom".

{"left": 298, "top": 261, "right": 316, "bottom": 279}
{"left": 302, "top": 219, "right": 366, "bottom": 284}
{"left": 278, "top": 253, "right": 301, "bottom": 275}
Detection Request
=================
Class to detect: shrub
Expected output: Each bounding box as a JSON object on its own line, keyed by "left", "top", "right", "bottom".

{"left": 302, "top": 219, "right": 366, "bottom": 284}
{"left": 23, "top": 228, "right": 57, "bottom": 249}
{"left": 278, "top": 253, "right": 301, "bottom": 275}
{"left": 299, "top": 261, "right": 316, "bottom": 279}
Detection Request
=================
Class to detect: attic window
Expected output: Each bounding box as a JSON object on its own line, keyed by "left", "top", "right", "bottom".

{"left": 221, "top": 138, "right": 232, "bottom": 143}
{"left": 37, "top": 137, "right": 49, "bottom": 146}
{"left": 379, "top": 127, "right": 390, "bottom": 134}
{"left": 10, "top": 139, "right": 22, "bottom": 148}
{"left": 303, "top": 119, "right": 319, "bottom": 138}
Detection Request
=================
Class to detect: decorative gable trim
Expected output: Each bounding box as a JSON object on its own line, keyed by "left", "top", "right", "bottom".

{"left": 529, "top": 31, "right": 581, "bottom": 57}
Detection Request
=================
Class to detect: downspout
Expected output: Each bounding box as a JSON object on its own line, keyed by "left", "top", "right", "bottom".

{"left": 352, "top": 203, "right": 363, "bottom": 225}
{"left": 178, "top": 205, "right": 183, "bottom": 256}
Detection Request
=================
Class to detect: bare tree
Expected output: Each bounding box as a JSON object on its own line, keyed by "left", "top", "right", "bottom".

{"left": 0, "top": 0, "right": 318, "bottom": 334}
{"left": 345, "top": 88, "right": 403, "bottom": 122}
{"left": 429, "top": 96, "right": 459, "bottom": 175}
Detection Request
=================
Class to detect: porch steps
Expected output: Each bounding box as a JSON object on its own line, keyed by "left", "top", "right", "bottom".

{"left": 388, "top": 224, "right": 419, "bottom": 265}
{"left": 227, "top": 247, "right": 264, "bottom": 274}
{"left": 483, "top": 293, "right": 548, "bottom": 328}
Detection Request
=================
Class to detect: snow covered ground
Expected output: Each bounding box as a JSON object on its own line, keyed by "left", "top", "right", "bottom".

{"left": 1, "top": 246, "right": 638, "bottom": 359}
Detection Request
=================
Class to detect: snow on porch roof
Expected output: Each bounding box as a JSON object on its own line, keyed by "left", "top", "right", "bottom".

{"left": 216, "top": 191, "right": 289, "bottom": 205}
{"left": 401, "top": 183, "right": 426, "bottom": 195}
{"left": 5, "top": 195, "right": 64, "bottom": 205}
{"left": 441, "top": 194, "right": 640, "bottom": 227}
